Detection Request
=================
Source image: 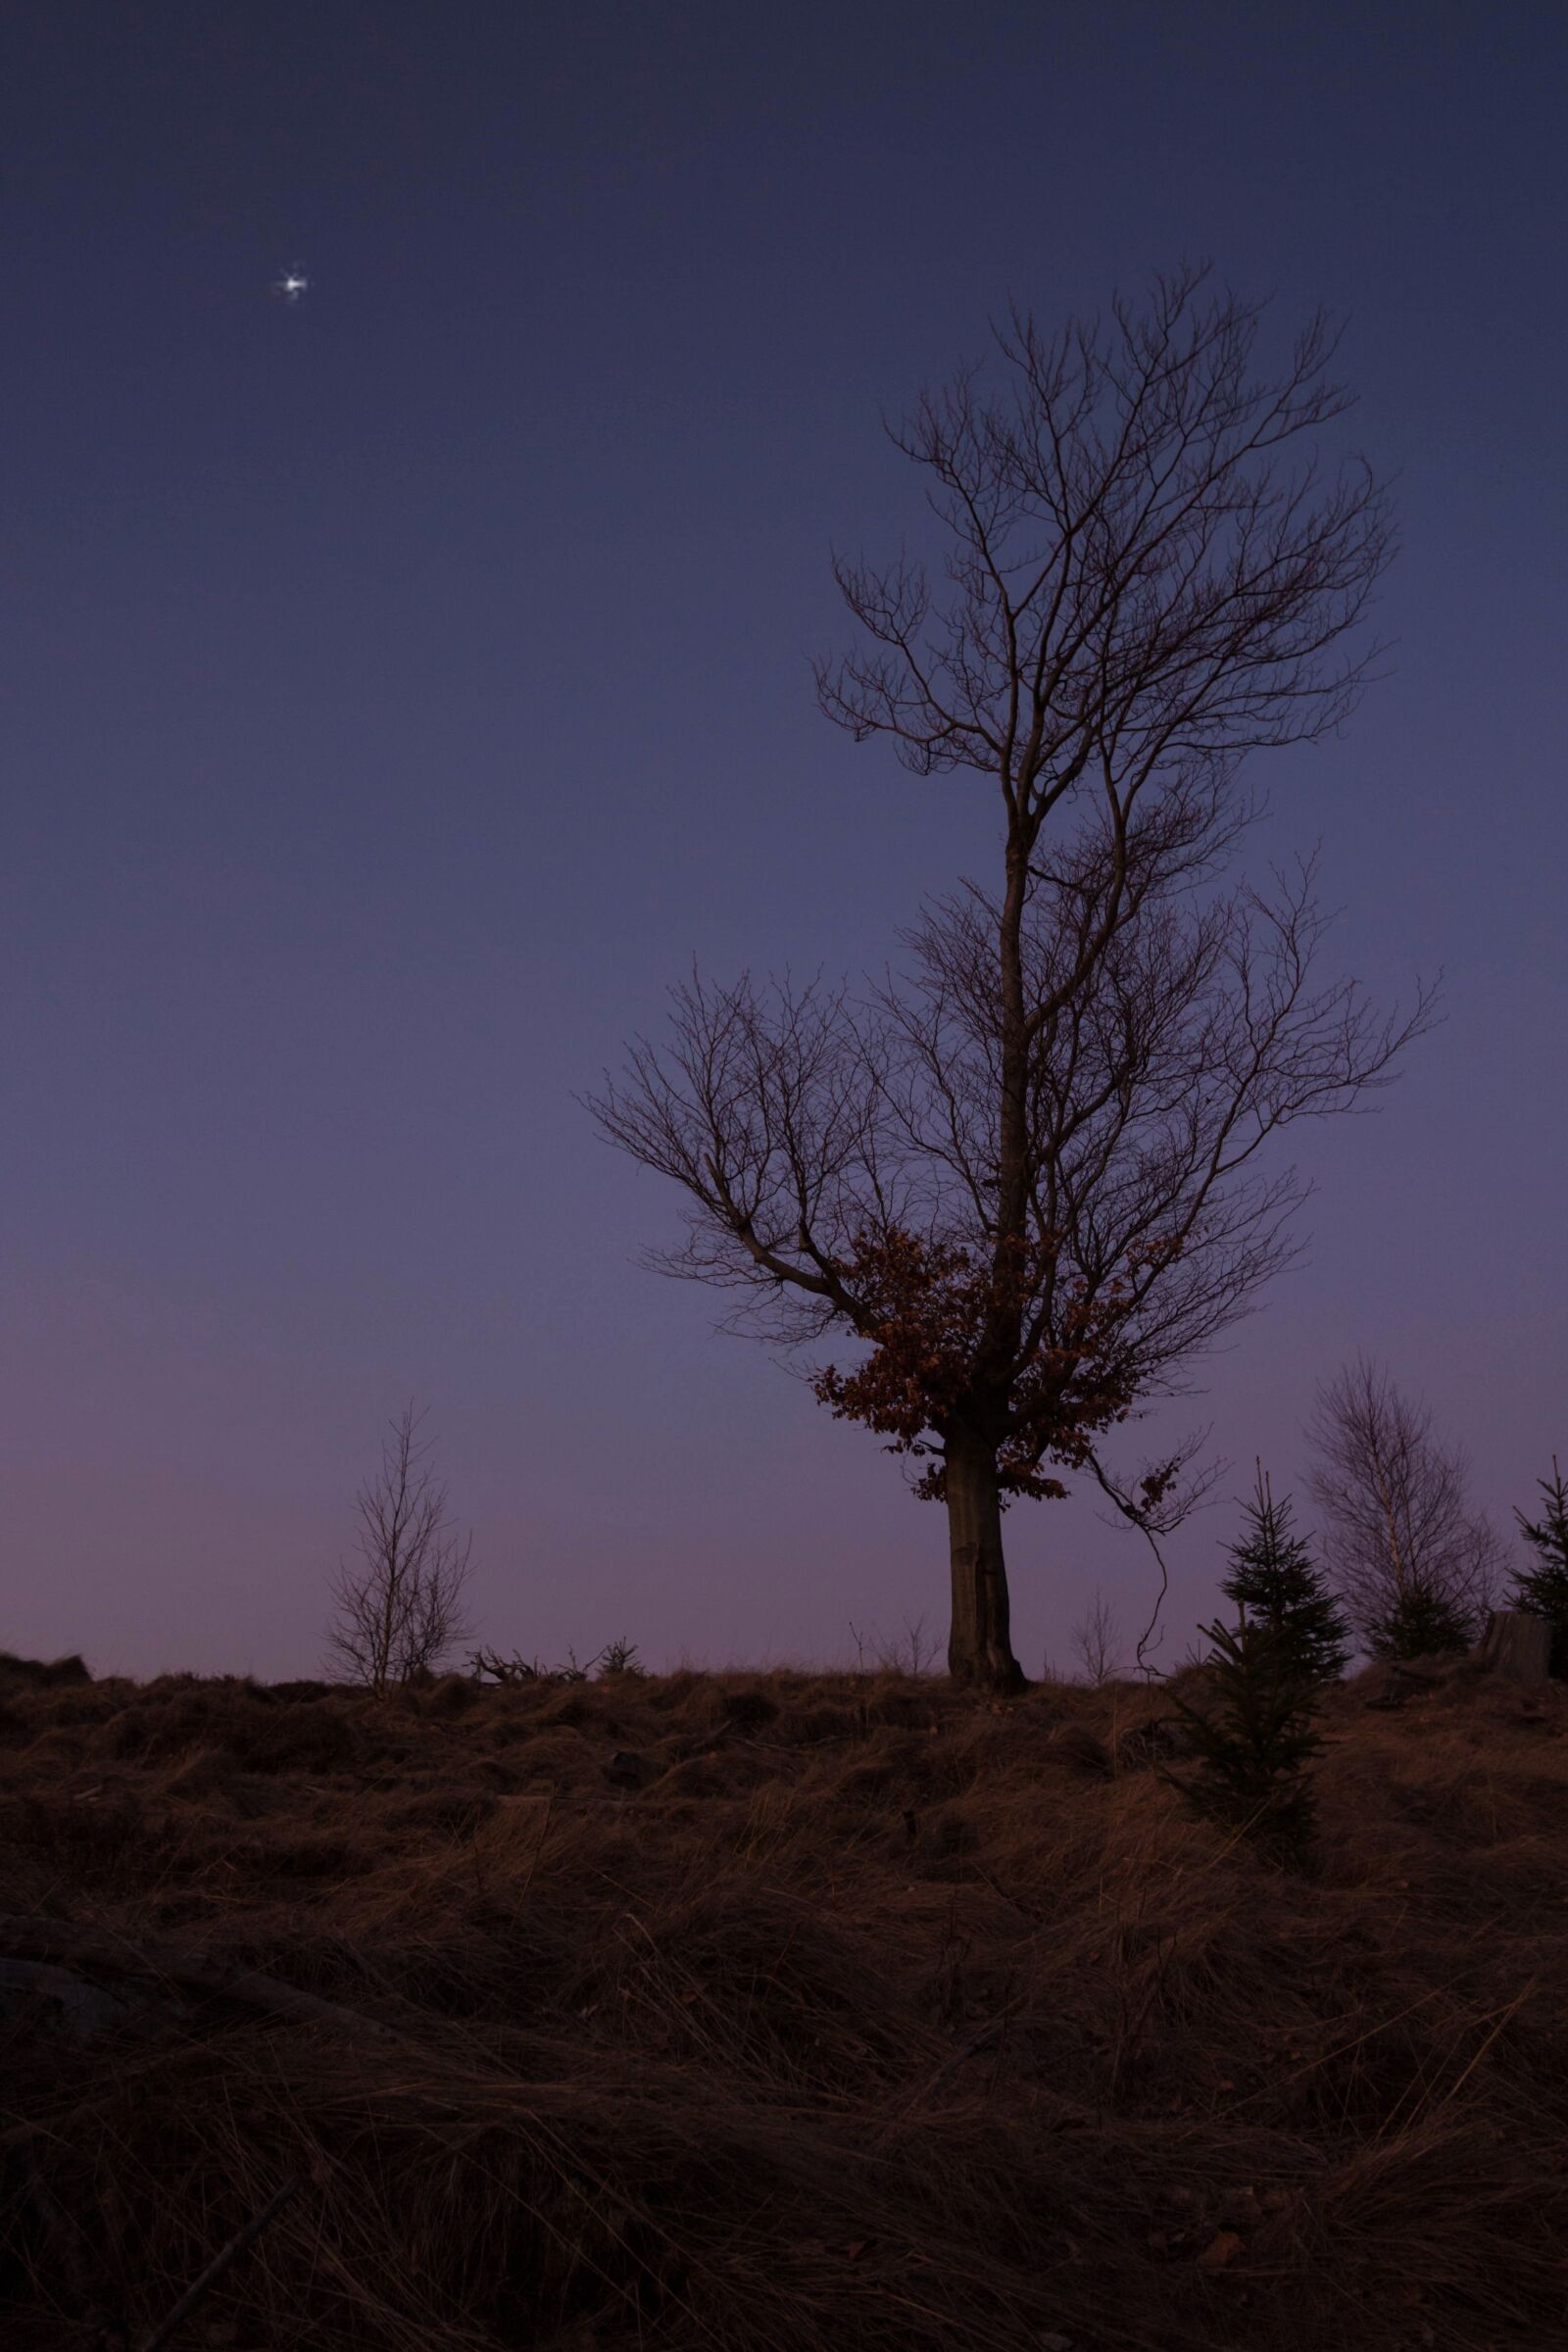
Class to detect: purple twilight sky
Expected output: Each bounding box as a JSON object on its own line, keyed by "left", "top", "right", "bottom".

{"left": 3, "top": 2, "right": 1564, "bottom": 1682}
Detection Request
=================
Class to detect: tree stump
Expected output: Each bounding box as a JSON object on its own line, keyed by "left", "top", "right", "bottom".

{"left": 1474, "top": 1610, "right": 1551, "bottom": 1686}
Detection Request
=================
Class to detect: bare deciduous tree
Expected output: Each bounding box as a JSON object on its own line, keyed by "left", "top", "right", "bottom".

{"left": 590, "top": 267, "right": 1432, "bottom": 1692}
{"left": 1070, "top": 1587, "right": 1125, "bottom": 1685}
{"left": 325, "top": 1404, "right": 474, "bottom": 1695}
{"left": 1306, "top": 1358, "right": 1504, "bottom": 1658}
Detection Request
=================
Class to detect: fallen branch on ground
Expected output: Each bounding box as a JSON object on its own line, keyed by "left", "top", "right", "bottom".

{"left": 139, "top": 2175, "right": 303, "bottom": 2351}
{"left": 0, "top": 1914, "right": 402, "bottom": 2047}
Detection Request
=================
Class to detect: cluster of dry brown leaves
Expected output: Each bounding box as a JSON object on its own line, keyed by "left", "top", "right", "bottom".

{"left": 808, "top": 1226, "right": 1144, "bottom": 1503}
{"left": 1, "top": 1648, "right": 1565, "bottom": 2350}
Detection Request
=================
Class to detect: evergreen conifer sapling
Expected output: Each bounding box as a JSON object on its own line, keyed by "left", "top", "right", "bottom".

{"left": 1158, "top": 1615, "right": 1325, "bottom": 1865}
{"left": 1220, "top": 1465, "right": 1351, "bottom": 1684}
{"left": 1368, "top": 1582, "right": 1474, "bottom": 1662}
{"left": 1512, "top": 1456, "right": 1568, "bottom": 1678}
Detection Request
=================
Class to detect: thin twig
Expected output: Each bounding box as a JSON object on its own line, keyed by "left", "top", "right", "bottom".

{"left": 871, "top": 1989, "right": 1033, "bottom": 2145}
{"left": 515, "top": 1791, "right": 554, "bottom": 1910}
{"left": 139, "top": 2176, "right": 302, "bottom": 2351}
{"left": 23, "top": 2146, "right": 111, "bottom": 2328}
{"left": 1417, "top": 1981, "right": 1538, "bottom": 2130}
{"left": 1086, "top": 1450, "right": 1172, "bottom": 1677}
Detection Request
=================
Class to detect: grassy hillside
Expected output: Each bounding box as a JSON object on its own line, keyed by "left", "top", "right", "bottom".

{"left": 2, "top": 1651, "right": 1565, "bottom": 2350}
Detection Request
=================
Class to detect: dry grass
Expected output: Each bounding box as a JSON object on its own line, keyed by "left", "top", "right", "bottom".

{"left": 1, "top": 1648, "right": 1565, "bottom": 2350}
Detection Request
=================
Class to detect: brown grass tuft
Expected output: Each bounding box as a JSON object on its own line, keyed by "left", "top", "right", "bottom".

{"left": 1, "top": 1658, "right": 1565, "bottom": 2349}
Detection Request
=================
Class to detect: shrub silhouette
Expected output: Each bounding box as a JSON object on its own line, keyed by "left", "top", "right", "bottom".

{"left": 1512, "top": 1456, "right": 1568, "bottom": 1677}
{"left": 1367, "top": 1581, "right": 1474, "bottom": 1662}
{"left": 1156, "top": 1615, "right": 1324, "bottom": 1862}
{"left": 1220, "top": 1466, "right": 1351, "bottom": 1684}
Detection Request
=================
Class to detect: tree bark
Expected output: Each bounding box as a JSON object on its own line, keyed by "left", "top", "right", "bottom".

{"left": 1474, "top": 1609, "right": 1551, "bottom": 1687}
{"left": 945, "top": 1428, "right": 1026, "bottom": 1692}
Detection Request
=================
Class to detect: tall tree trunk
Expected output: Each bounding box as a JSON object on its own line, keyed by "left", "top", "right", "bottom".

{"left": 987, "top": 845, "right": 1032, "bottom": 1339}
{"left": 945, "top": 1426, "right": 1026, "bottom": 1692}
{"left": 941, "top": 849, "right": 1029, "bottom": 1699}
{"left": 1475, "top": 1610, "right": 1551, "bottom": 1686}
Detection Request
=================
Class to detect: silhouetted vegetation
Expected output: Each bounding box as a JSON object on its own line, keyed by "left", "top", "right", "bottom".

{"left": 590, "top": 268, "right": 1424, "bottom": 1694}
{"left": 324, "top": 1403, "right": 474, "bottom": 1694}
{"left": 1069, "top": 1587, "right": 1125, "bottom": 1685}
{"left": 1512, "top": 1455, "right": 1568, "bottom": 1677}
{"left": 1308, "top": 1358, "right": 1503, "bottom": 1658}
{"left": 1219, "top": 1467, "right": 1351, "bottom": 1684}
{"left": 1156, "top": 1615, "right": 1325, "bottom": 1864}
{"left": 468, "top": 1639, "right": 646, "bottom": 1684}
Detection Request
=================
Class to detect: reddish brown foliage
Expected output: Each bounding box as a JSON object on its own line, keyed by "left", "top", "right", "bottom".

{"left": 810, "top": 1226, "right": 1171, "bottom": 1500}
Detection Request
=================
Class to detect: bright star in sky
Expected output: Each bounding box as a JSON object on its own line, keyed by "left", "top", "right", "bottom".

{"left": 270, "top": 270, "right": 309, "bottom": 304}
